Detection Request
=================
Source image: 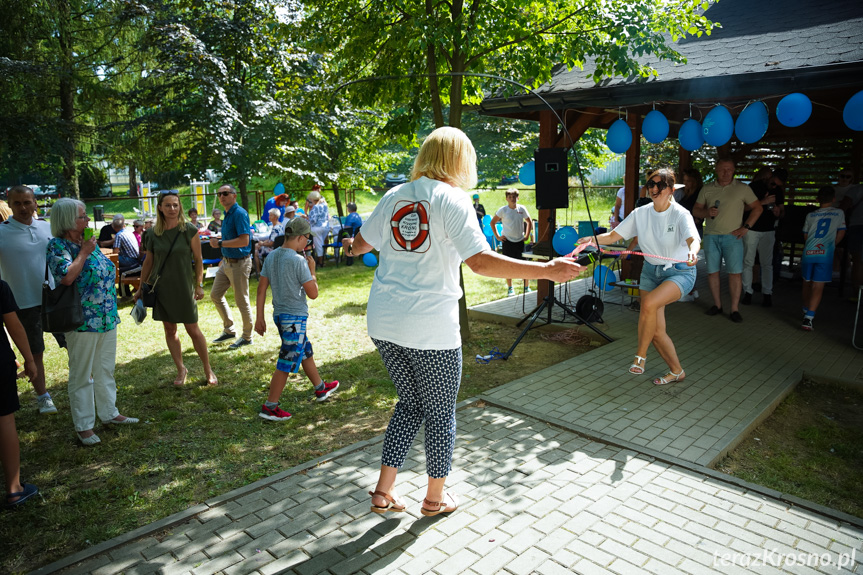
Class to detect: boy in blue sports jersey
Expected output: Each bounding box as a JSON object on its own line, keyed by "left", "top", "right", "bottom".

{"left": 801, "top": 186, "right": 846, "bottom": 331}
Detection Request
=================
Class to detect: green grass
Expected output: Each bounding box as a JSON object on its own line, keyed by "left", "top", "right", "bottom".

{"left": 2, "top": 262, "right": 592, "bottom": 574}
{"left": 717, "top": 379, "right": 863, "bottom": 519}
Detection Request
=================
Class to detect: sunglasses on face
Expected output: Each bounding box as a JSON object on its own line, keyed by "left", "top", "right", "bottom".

{"left": 217, "top": 191, "right": 234, "bottom": 197}
{"left": 646, "top": 180, "right": 668, "bottom": 191}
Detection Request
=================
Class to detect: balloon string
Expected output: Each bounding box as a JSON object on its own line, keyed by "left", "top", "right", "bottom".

{"left": 566, "top": 242, "right": 688, "bottom": 264}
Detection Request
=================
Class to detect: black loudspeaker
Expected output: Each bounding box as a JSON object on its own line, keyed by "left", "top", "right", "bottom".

{"left": 534, "top": 147, "right": 569, "bottom": 210}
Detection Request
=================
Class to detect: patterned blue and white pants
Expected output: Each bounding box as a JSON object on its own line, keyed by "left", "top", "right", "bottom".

{"left": 372, "top": 338, "right": 462, "bottom": 479}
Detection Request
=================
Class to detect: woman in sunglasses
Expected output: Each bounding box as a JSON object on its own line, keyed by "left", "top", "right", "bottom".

{"left": 578, "top": 168, "right": 700, "bottom": 385}
{"left": 135, "top": 191, "right": 218, "bottom": 386}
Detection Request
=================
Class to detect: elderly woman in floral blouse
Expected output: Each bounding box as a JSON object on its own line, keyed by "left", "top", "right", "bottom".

{"left": 47, "top": 199, "right": 138, "bottom": 446}
{"left": 305, "top": 187, "right": 330, "bottom": 267}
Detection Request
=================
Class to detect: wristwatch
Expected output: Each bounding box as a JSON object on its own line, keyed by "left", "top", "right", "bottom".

{"left": 743, "top": 223, "right": 751, "bottom": 230}
{"left": 198, "top": 282, "right": 204, "bottom": 288}
{"left": 218, "top": 239, "right": 223, "bottom": 247}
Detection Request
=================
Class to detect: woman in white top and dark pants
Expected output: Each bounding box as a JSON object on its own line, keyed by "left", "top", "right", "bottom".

{"left": 579, "top": 168, "right": 700, "bottom": 385}
{"left": 343, "top": 127, "right": 584, "bottom": 516}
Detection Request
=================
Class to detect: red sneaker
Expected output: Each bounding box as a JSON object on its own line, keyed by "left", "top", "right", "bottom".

{"left": 315, "top": 381, "right": 339, "bottom": 402}
{"left": 259, "top": 404, "right": 292, "bottom": 421}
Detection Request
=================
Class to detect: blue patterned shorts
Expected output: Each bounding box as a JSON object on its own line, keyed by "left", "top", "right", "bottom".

{"left": 274, "top": 314, "right": 314, "bottom": 374}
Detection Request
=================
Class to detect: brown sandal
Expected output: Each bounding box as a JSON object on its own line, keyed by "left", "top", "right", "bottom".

{"left": 420, "top": 492, "right": 458, "bottom": 517}
{"left": 369, "top": 490, "right": 406, "bottom": 514}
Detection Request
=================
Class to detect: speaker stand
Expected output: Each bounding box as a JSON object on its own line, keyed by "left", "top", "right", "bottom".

{"left": 500, "top": 279, "right": 613, "bottom": 360}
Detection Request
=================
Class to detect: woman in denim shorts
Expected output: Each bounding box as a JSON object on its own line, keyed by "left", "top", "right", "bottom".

{"left": 578, "top": 168, "right": 700, "bottom": 385}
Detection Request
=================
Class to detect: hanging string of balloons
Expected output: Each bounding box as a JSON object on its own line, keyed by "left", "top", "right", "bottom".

{"left": 598, "top": 90, "right": 863, "bottom": 154}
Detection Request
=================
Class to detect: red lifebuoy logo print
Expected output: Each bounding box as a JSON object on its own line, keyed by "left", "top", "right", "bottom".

{"left": 390, "top": 201, "right": 430, "bottom": 252}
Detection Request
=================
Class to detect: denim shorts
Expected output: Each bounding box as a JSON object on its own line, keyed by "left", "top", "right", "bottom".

{"left": 639, "top": 262, "right": 697, "bottom": 297}
{"left": 704, "top": 234, "right": 744, "bottom": 274}
{"left": 274, "top": 314, "right": 314, "bottom": 374}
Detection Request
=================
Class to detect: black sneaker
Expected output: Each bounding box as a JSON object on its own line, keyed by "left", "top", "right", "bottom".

{"left": 705, "top": 306, "right": 723, "bottom": 316}
{"left": 753, "top": 283, "right": 762, "bottom": 293}
{"left": 729, "top": 311, "right": 743, "bottom": 323}
{"left": 762, "top": 294, "right": 772, "bottom": 308}
{"left": 741, "top": 292, "right": 752, "bottom": 305}
{"left": 228, "top": 338, "right": 252, "bottom": 349}
{"left": 212, "top": 333, "right": 235, "bottom": 343}
{"left": 802, "top": 316, "right": 814, "bottom": 331}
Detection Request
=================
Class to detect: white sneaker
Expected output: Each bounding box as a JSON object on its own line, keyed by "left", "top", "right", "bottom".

{"left": 38, "top": 396, "right": 58, "bottom": 414}
{"left": 506, "top": 287, "right": 515, "bottom": 296}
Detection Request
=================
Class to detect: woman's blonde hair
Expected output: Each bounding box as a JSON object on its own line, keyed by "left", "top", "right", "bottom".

{"left": 154, "top": 192, "right": 186, "bottom": 236}
{"left": 410, "top": 127, "right": 477, "bottom": 191}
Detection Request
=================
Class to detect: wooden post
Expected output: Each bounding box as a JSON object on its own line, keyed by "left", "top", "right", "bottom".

{"left": 537, "top": 110, "right": 559, "bottom": 302}
{"left": 623, "top": 113, "right": 643, "bottom": 216}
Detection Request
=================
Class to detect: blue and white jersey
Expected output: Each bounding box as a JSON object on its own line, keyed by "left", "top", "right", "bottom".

{"left": 802, "top": 207, "right": 846, "bottom": 263}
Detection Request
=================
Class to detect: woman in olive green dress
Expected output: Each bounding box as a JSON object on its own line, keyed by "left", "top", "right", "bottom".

{"left": 135, "top": 192, "right": 218, "bottom": 386}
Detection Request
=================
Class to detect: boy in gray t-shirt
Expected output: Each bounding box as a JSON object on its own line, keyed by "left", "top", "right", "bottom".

{"left": 254, "top": 218, "right": 339, "bottom": 422}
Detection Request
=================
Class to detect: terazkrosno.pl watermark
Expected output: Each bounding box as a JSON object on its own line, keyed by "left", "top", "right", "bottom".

{"left": 713, "top": 548, "right": 857, "bottom": 570}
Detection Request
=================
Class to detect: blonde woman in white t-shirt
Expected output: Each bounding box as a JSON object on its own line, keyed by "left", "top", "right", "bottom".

{"left": 578, "top": 168, "right": 700, "bottom": 386}
{"left": 343, "top": 127, "right": 585, "bottom": 517}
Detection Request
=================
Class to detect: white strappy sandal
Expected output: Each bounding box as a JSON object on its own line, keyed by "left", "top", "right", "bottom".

{"left": 629, "top": 355, "right": 646, "bottom": 375}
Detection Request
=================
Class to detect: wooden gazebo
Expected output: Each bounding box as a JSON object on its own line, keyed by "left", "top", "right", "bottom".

{"left": 479, "top": 0, "right": 863, "bottom": 299}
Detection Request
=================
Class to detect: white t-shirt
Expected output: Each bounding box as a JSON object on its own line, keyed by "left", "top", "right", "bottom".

{"left": 495, "top": 204, "right": 531, "bottom": 241}
{"left": 362, "top": 177, "right": 489, "bottom": 350}
{"left": 614, "top": 202, "right": 700, "bottom": 268}
{"left": 0, "top": 217, "right": 54, "bottom": 308}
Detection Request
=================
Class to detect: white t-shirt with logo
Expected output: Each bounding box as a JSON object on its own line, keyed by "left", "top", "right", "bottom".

{"left": 362, "top": 177, "right": 489, "bottom": 350}
{"left": 495, "top": 204, "right": 531, "bottom": 242}
{"left": 614, "top": 202, "right": 700, "bottom": 268}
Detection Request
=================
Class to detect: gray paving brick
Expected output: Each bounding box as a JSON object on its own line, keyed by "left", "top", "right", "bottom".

{"left": 466, "top": 528, "right": 510, "bottom": 557}
{"left": 160, "top": 552, "right": 209, "bottom": 575}
{"left": 293, "top": 548, "right": 347, "bottom": 575}
{"left": 92, "top": 553, "right": 143, "bottom": 575}
{"left": 328, "top": 549, "right": 381, "bottom": 575}
{"left": 141, "top": 533, "right": 191, "bottom": 560}
{"left": 507, "top": 547, "right": 552, "bottom": 575}
{"left": 400, "top": 548, "right": 449, "bottom": 575}
{"left": 190, "top": 550, "right": 244, "bottom": 575}
{"left": 536, "top": 558, "right": 580, "bottom": 575}
{"left": 501, "top": 527, "right": 543, "bottom": 555}
{"left": 244, "top": 512, "right": 294, "bottom": 539}
{"left": 61, "top": 555, "right": 113, "bottom": 575}
{"left": 633, "top": 538, "right": 685, "bottom": 568}
{"left": 599, "top": 536, "right": 649, "bottom": 567}
{"left": 470, "top": 545, "right": 517, "bottom": 575}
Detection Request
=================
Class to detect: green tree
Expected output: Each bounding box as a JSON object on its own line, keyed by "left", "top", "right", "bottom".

{"left": 0, "top": 0, "right": 143, "bottom": 197}
{"left": 304, "top": 0, "right": 714, "bottom": 131}
{"left": 141, "top": 0, "right": 307, "bottom": 209}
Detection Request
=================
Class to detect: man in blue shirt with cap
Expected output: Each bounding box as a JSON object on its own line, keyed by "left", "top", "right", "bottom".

{"left": 209, "top": 184, "right": 254, "bottom": 349}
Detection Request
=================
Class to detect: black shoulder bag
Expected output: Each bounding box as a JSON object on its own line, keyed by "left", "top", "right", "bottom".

{"left": 41, "top": 251, "right": 85, "bottom": 334}
{"left": 141, "top": 227, "right": 183, "bottom": 307}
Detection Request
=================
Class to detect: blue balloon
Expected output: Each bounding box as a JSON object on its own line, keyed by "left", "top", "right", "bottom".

{"left": 552, "top": 226, "right": 578, "bottom": 256}
{"left": 735, "top": 101, "right": 769, "bottom": 144}
{"left": 519, "top": 161, "right": 536, "bottom": 186}
{"left": 844, "top": 90, "right": 863, "bottom": 132}
{"left": 776, "top": 93, "right": 812, "bottom": 127}
{"left": 642, "top": 110, "right": 669, "bottom": 144}
{"left": 593, "top": 265, "right": 617, "bottom": 291}
{"left": 702, "top": 105, "right": 734, "bottom": 147}
{"left": 482, "top": 214, "right": 491, "bottom": 226}
{"left": 678, "top": 118, "right": 704, "bottom": 151}
{"left": 606, "top": 119, "right": 632, "bottom": 154}
{"left": 362, "top": 253, "right": 378, "bottom": 267}
{"left": 273, "top": 182, "right": 285, "bottom": 195}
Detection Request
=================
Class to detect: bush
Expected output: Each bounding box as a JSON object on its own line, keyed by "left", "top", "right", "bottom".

{"left": 78, "top": 164, "right": 109, "bottom": 198}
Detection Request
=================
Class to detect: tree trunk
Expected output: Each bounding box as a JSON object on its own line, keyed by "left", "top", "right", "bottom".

{"left": 58, "top": 0, "right": 78, "bottom": 199}
{"left": 425, "top": 0, "right": 444, "bottom": 128}
{"left": 331, "top": 182, "right": 344, "bottom": 218}
{"left": 239, "top": 177, "right": 249, "bottom": 211}
{"left": 129, "top": 161, "right": 138, "bottom": 197}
